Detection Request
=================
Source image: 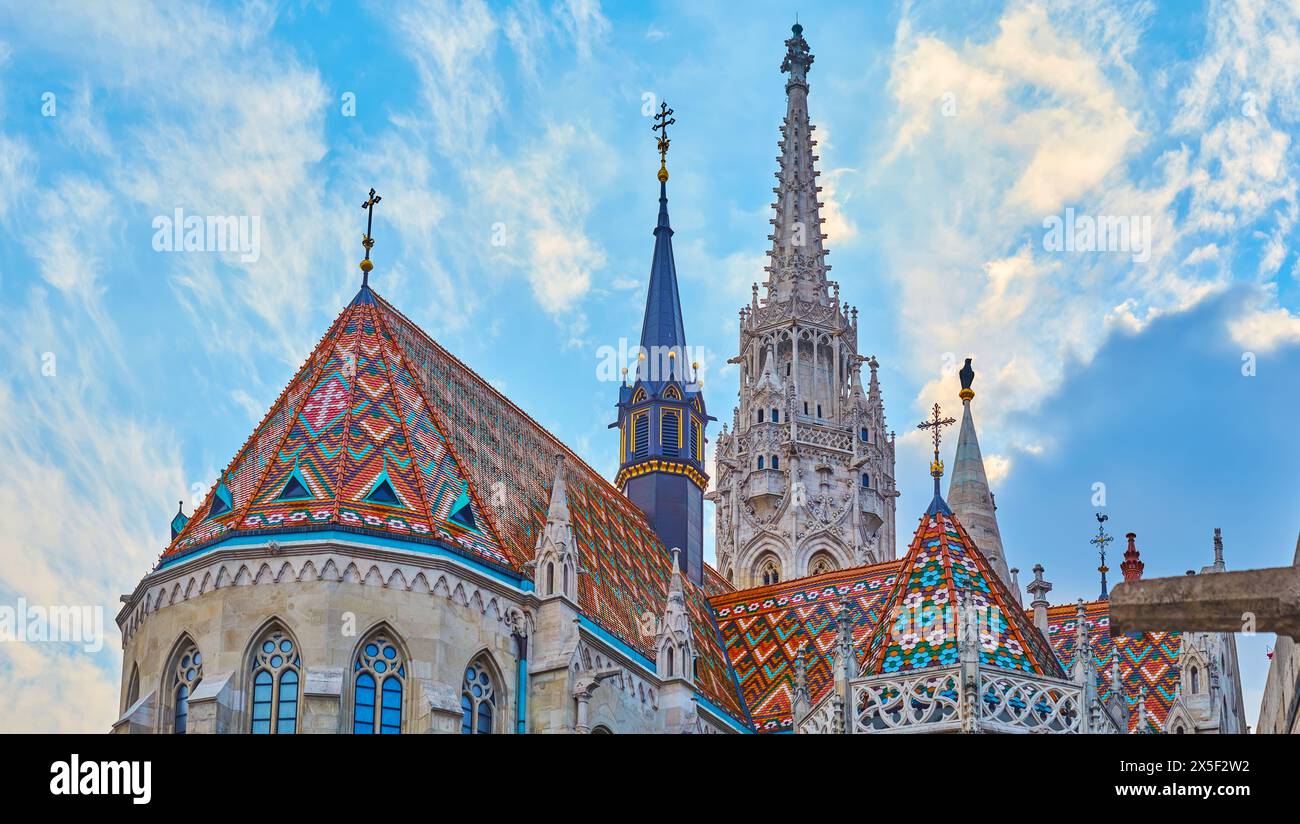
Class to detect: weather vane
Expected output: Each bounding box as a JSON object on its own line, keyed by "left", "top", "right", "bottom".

{"left": 652, "top": 101, "right": 675, "bottom": 183}
{"left": 1091, "top": 512, "right": 1113, "bottom": 600}
{"left": 359, "top": 187, "right": 382, "bottom": 287}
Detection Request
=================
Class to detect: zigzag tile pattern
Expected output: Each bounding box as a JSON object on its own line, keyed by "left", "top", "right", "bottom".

{"left": 373, "top": 294, "right": 747, "bottom": 723}
{"left": 711, "top": 563, "right": 901, "bottom": 733}
{"left": 163, "top": 294, "right": 509, "bottom": 570}
{"left": 862, "top": 509, "right": 1064, "bottom": 679}
{"left": 1044, "top": 600, "right": 1182, "bottom": 732}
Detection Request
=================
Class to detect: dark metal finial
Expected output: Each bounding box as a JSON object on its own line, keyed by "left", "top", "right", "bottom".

{"left": 1091, "top": 512, "right": 1113, "bottom": 600}
{"left": 652, "top": 102, "right": 676, "bottom": 182}
{"left": 360, "top": 187, "right": 382, "bottom": 287}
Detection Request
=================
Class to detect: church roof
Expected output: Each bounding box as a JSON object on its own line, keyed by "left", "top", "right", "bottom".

{"left": 163, "top": 287, "right": 511, "bottom": 571}
{"left": 161, "top": 285, "right": 747, "bottom": 727}
{"left": 861, "top": 506, "right": 1065, "bottom": 678}
{"left": 370, "top": 293, "right": 746, "bottom": 724}
{"left": 1043, "top": 600, "right": 1182, "bottom": 733}
{"left": 711, "top": 561, "right": 901, "bottom": 733}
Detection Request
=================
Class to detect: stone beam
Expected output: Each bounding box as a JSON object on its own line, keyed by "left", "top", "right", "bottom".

{"left": 1109, "top": 566, "right": 1300, "bottom": 640}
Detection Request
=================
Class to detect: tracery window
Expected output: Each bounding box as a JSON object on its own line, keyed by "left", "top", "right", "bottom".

{"left": 460, "top": 658, "right": 497, "bottom": 734}
{"left": 353, "top": 632, "right": 406, "bottom": 734}
{"left": 171, "top": 642, "right": 203, "bottom": 734}
{"left": 759, "top": 558, "right": 781, "bottom": 586}
{"left": 249, "top": 627, "right": 301, "bottom": 734}
{"left": 809, "top": 555, "right": 836, "bottom": 577}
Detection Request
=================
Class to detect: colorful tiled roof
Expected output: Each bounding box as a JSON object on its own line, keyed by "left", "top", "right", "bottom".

{"left": 1044, "top": 600, "right": 1181, "bottom": 733}
{"left": 711, "top": 562, "right": 901, "bottom": 733}
{"left": 862, "top": 507, "right": 1065, "bottom": 679}
{"left": 372, "top": 293, "right": 747, "bottom": 724}
{"left": 163, "top": 288, "right": 511, "bottom": 571}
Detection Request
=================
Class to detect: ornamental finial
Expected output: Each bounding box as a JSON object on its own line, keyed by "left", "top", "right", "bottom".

{"left": 652, "top": 102, "right": 675, "bottom": 183}
{"left": 1091, "top": 513, "right": 1113, "bottom": 599}
{"left": 958, "top": 357, "right": 975, "bottom": 401}
{"left": 917, "top": 402, "right": 957, "bottom": 479}
{"left": 360, "top": 187, "right": 382, "bottom": 287}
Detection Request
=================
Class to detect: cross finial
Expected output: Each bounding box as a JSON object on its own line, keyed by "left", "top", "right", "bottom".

{"left": 359, "top": 187, "right": 382, "bottom": 287}
{"left": 916, "top": 402, "right": 956, "bottom": 478}
{"left": 1091, "top": 512, "right": 1113, "bottom": 599}
{"left": 652, "top": 102, "right": 675, "bottom": 183}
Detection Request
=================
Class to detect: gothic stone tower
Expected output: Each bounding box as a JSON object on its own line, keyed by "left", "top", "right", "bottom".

{"left": 613, "top": 119, "right": 712, "bottom": 586}
{"left": 709, "top": 24, "right": 897, "bottom": 588}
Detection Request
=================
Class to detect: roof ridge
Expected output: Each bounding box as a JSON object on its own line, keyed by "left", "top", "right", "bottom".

{"left": 371, "top": 291, "right": 661, "bottom": 530}
{"left": 368, "top": 295, "right": 516, "bottom": 569}
{"left": 162, "top": 299, "right": 356, "bottom": 561}
{"left": 709, "top": 558, "right": 904, "bottom": 606}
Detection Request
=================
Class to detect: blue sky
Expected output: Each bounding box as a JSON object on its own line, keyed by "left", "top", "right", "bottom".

{"left": 2, "top": 0, "right": 1298, "bottom": 731}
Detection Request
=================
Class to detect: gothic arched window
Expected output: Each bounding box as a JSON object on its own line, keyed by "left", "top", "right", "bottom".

{"left": 809, "top": 554, "right": 836, "bottom": 577}
{"left": 861, "top": 473, "right": 870, "bottom": 488}
{"left": 771, "top": 408, "right": 779, "bottom": 423}
{"left": 353, "top": 631, "right": 406, "bottom": 734}
{"left": 249, "top": 627, "right": 301, "bottom": 734}
{"left": 170, "top": 642, "right": 203, "bottom": 735}
{"left": 771, "top": 455, "right": 780, "bottom": 470}
{"left": 125, "top": 663, "right": 140, "bottom": 710}
{"left": 1191, "top": 666, "right": 1200, "bottom": 694}
{"left": 757, "top": 456, "right": 765, "bottom": 470}
{"left": 759, "top": 558, "right": 781, "bottom": 586}
{"left": 860, "top": 427, "right": 869, "bottom": 443}
{"left": 757, "top": 409, "right": 764, "bottom": 423}
{"left": 460, "top": 658, "right": 498, "bottom": 734}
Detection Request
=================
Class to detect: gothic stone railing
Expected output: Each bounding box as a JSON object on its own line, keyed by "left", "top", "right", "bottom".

{"left": 848, "top": 667, "right": 1088, "bottom": 734}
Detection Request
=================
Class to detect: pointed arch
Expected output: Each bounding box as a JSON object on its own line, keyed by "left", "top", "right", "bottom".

{"left": 243, "top": 617, "right": 303, "bottom": 734}
{"left": 808, "top": 551, "right": 837, "bottom": 577}
{"left": 663, "top": 384, "right": 682, "bottom": 401}
{"left": 123, "top": 662, "right": 140, "bottom": 713}
{"left": 756, "top": 554, "right": 782, "bottom": 587}
{"left": 160, "top": 633, "right": 203, "bottom": 734}
{"left": 460, "top": 650, "right": 505, "bottom": 735}
{"left": 349, "top": 623, "right": 411, "bottom": 735}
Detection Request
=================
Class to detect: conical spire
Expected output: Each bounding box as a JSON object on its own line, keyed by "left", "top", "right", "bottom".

{"left": 765, "top": 22, "right": 830, "bottom": 304}
{"left": 946, "top": 358, "right": 1012, "bottom": 590}
{"left": 638, "top": 102, "right": 687, "bottom": 385}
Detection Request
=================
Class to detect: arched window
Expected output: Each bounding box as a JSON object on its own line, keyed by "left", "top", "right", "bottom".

{"left": 460, "top": 658, "right": 498, "bottom": 734}
{"left": 125, "top": 663, "right": 140, "bottom": 710}
{"left": 759, "top": 558, "right": 781, "bottom": 586}
{"left": 809, "top": 554, "right": 836, "bottom": 577}
{"left": 757, "top": 409, "right": 764, "bottom": 423}
{"left": 249, "top": 627, "right": 301, "bottom": 734}
{"left": 771, "top": 408, "right": 779, "bottom": 423}
{"left": 353, "top": 631, "right": 406, "bottom": 734}
{"left": 860, "top": 427, "right": 869, "bottom": 443}
{"left": 170, "top": 642, "right": 203, "bottom": 734}
{"left": 861, "top": 473, "right": 870, "bottom": 488}
{"left": 757, "top": 456, "right": 764, "bottom": 470}
{"left": 1191, "top": 666, "right": 1200, "bottom": 694}
{"left": 546, "top": 561, "right": 555, "bottom": 595}
{"left": 771, "top": 455, "right": 779, "bottom": 470}
{"left": 591, "top": 725, "right": 614, "bottom": 734}
{"left": 816, "top": 404, "right": 822, "bottom": 418}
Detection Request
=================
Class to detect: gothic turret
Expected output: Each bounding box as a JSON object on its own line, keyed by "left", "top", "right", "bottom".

{"left": 709, "top": 23, "right": 897, "bottom": 587}
{"left": 946, "top": 358, "right": 1012, "bottom": 591}
{"left": 613, "top": 104, "right": 711, "bottom": 585}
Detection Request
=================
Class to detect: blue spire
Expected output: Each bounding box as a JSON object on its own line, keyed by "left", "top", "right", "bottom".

{"left": 638, "top": 179, "right": 687, "bottom": 366}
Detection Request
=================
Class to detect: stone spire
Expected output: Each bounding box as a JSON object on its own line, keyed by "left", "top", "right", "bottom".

{"left": 1121, "top": 532, "right": 1144, "bottom": 582}
{"left": 1027, "top": 563, "right": 1052, "bottom": 635}
{"left": 765, "top": 22, "right": 830, "bottom": 304}
{"left": 1211, "top": 527, "right": 1226, "bottom": 572}
{"left": 655, "top": 547, "right": 696, "bottom": 683}
{"left": 946, "top": 358, "right": 1012, "bottom": 592}
{"left": 532, "top": 456, "right": 578, "bottom": 602}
